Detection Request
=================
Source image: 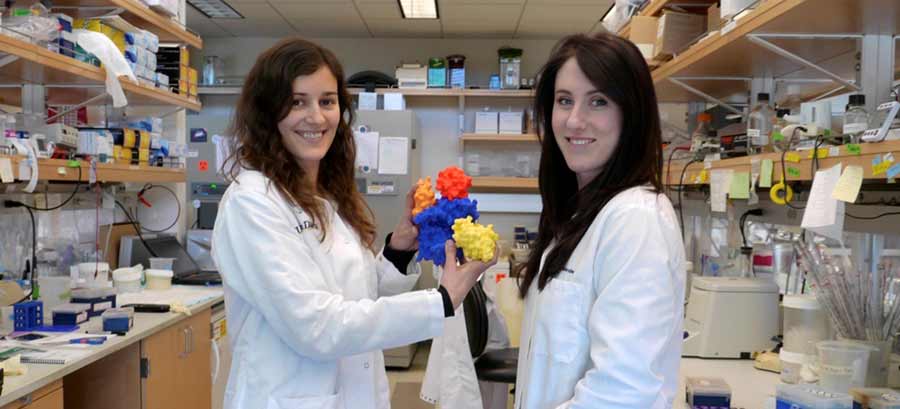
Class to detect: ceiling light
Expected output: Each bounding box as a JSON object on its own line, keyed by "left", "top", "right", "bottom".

{"left": 398, "top": 0, "right": 438, "bottom": 19}
{"left": 188, "top": 0, "right": 243, "bottom": 19}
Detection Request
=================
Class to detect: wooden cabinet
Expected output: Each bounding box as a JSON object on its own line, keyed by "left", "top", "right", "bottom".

{"left": 63, "top": 343, "right": 141, "bottom": 409}
{"left": 142, "top": 309, "right": 212, "bottom": 409}
{"left": 1, "top": 381, "right": 63, "bottom": 409}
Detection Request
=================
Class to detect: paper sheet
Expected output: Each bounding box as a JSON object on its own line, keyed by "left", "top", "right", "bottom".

{"left": 728, "top": 172, "right": 750, "bottom": 200}
{"left": 353, "top": 131, "right": 379, "bottom": 174}
{"left": 760, "top": 159, "right": 773, "bottom": 188}
{"left": 117, "top": 285, "right": 223, "bottom": 308}
{"left": 801, "top": 164, "right": 845, "bottom": 241}
{"left": 832, "top": 165, "right": 863, "bottom": 203}
{"left": 0, "top": 158, "right": 13, "bottom": 183}
{"left": 211, "top": 134, "right": 231, "bottom": 175}
{"left": 73, "top": 30, "right": 137, "bottom": 107}
{"left": 358, "top": 92, "right": 377, "bottom": 111}
{"left": 378, "top": 137, "right": 408, "bottom": 175}
{"left": 710, "top": 169, "right": 733, "bottom": 213}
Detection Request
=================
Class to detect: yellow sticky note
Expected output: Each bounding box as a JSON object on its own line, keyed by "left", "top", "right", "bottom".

{"left": 699, "top": 169, "right": 709, "bottom": 183}
{"left": 807, "top": 148, "right": 829, "bottom": 159}
{"left": 0, "top": 158, "right": 13, "bottom": 183}
{"left": 873, "top": 161, "right": 891, "bottom": 176}
{"left": 759, "top": 159, "right": 773, "bottom": 188}
{"left": 729, "top": 172, "right": 750, "bottom": 200}
{"left": 832, "top": 165, "right": 863, "bottom": 203}
{"left": 785, "top": 152, "right": 802, "bottom": 163}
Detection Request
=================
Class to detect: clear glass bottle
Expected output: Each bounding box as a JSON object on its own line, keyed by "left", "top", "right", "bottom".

{"left": 843, "top": 94, "right": 869, "bottom": 144}
{"left": 771, "top": 109, "right": 791, "bottom": 152}
{"left": 747, "top": 93, "right": 775, "bottom": 154}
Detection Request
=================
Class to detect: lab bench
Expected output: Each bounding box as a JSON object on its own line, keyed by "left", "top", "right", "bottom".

{"left": 0, "top": 286, "right": 224, "bottom": 409}
{"left": 677, "top": 358, "right": 780, "bottom": 409}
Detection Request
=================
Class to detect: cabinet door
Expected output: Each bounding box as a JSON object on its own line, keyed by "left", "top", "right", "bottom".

{"left": 24, "top": 389, "right": 62, "bottom": 409}
{"left": 142, "top": 318, "right": 182, "bottom": 409}
{"left": 1, "top": 381, "right": 63, "bottom": 409}
{"left": 64, "top": 343, "right": 141, "bottom": 409}
{"left": 176, "top": 309, "right": 212, "bottom": 409}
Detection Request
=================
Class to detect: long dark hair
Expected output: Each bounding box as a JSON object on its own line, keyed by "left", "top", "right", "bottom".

{"left": 518, "top": 33, "right": 663, "bottom": 297}
{"left": 226, "top": 37, "right": 376, "bottom": 249}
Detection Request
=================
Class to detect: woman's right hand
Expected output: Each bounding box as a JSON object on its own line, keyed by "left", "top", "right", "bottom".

{"left": 440, "top": 240, "right": 499, "bottom": 310}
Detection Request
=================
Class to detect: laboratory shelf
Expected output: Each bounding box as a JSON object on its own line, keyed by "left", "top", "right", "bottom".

{"left": 461, "top": 133, "right": 540, "bottom": 143}
{"left": 651, "top": 0, "right": 900, "bottom": 103}
{"left": 53, "top": 0, "right": 203, "bottom": 48}
{"left": 0, "top": 33, "right": 201, "bottom": 111}
{"left": 470, "top": 176, "right": 538, "bottom": 193}
{"left": 663, "top": 140, "right": 900, "bottom": 186}
{"left": 617, "top": 0, "right": 719, "bottom": 38}
{"left": 349, "top": 88, "right": 533, "bottom": 98}
{"left": 0, "top": 155, "right": 187, "bottom": 184}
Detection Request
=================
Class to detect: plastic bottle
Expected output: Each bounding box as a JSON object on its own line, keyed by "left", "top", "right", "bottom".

{"left": 843, "top": 94, "right": 869, "bottom": 144}
{"left": 690, "top": 113, "right": 712, "bottom": 157}
{"left": 771, "top": 109, "right": 791, "bottom": 152}
{"left": 748, "top": 93, "right": 775, "bottom": 154}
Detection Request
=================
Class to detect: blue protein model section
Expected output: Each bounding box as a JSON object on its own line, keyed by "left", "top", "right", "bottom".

{"left": 414, "top": 198, "right": 479, "bottom": 266}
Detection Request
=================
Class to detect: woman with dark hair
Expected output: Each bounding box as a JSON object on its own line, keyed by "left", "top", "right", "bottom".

{"left": 515, "top": 32, "right": 686, "bottom": 408}
{"left": 211, "top": 37, "right": 495, "bottom": 409}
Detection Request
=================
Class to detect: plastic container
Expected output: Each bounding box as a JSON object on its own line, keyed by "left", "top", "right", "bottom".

{"left": 51, "top": 303, "right": 90, "bottom": 326}
{"left": 818, "top": 340, "right": 876, "bottom": 393}
{"left": 78, "top": 261, "right": 110, "bottom": 281}
{"left": 841, "top": 338, "right": 893, "bottom": 388}
{"left": 777, "top": 384, "right": 852, "bottom": 409}
{"left": 112, "top": 268, "right": 142, "bottom": 293}
{"left": 843, "top": 94, "right": 869, "bottom": 144}
{"left": 783, "top": 295, "right": 830, "bottom": 354}
{"left": 780, "top": 349, "right": 808, "bottom": 384}
{"left": 685, "top": 377, "right": 731, "bottom": 408}
{"left": 101, "top": 307, "right": 134, "bottom": 333}
{"left": 879, "top": 249, "right": 900, "bottom": 274}
{"left": 148, "top": 257, "right": 174, "bottom": 270}
{"left": 145, "top": 269, "right": 173, "bottom": 290}
{"left": 850, "top": 388, "right": 898, "bottom": 409}
{"left": 748, "top": 92, "right": 775, "bottom": 153}
{"left": 71, "top": 287, "right": 117, "bottom": 317}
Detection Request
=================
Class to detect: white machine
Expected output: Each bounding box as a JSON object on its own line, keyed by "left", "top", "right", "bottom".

{"left": 395, "top": 64, "right": 427, "bottom": 89}
{"left": 682, "top": 276, "right": 780, "bottom": 359}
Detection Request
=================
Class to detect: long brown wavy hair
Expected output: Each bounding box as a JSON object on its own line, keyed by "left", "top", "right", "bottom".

{"left": 518, "top": 33, "right": 663, "bottom": 298}
{"left": 226, "top": 37, "right": 376, "bottom": 249}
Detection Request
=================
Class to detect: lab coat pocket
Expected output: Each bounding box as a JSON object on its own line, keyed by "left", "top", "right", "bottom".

{"left": 534, "top": 278, "right": 589, "bottom": 364}
{"left": 267, "top": 393, "right": 342, "bottom": 409}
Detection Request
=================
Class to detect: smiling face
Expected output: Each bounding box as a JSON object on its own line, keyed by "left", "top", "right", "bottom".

{"left": 277, "top": 66, "right": 341, "bottom": 182}
{"left": 551, "top": 57, "right": 623, "bottom": 189}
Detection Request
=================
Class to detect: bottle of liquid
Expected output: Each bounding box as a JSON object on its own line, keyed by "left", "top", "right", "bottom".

{"left": 690, "top": 113, "right": 712, "bottom": 158}
{"left": 747, "top": 93, "right": 775, "bottom": 154}
{"left": 771, "top": 109, "right": 791, "bottom": 152}
{"left": 843, "top": 94, "right": 869, "bottom": 144}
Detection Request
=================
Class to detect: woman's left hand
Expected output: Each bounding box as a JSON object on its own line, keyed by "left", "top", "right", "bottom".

{"left": 388, "top": 186, "right": 419, "bottom": 251}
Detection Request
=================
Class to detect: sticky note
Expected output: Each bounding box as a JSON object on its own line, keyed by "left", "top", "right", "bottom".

{"left": 788, "top": 167, "right": 801, "bottom": 177}
{"left": 807, "top": 148, "right": 829, "bottom": 159}
{"left": 846, "top": 144, "right": 861, "bottom": 155}
{"left": 729, "top": 172, "right": 750, "bottom": 200}
{"left": 832, "top": 165, "right": 863, "bottom": 203}
{"left": 760, "top": 159, "right": 773, "bottom": 188}
{"left": 0, "top": 158, "right": 13, "bottom": 183}
{"left": 874, "top": 161, "right": 890, "bottom": 176}
{"left": 56, "top": 167, "right": 66, "bottom": 176}
{"left": 710, "top": 169, "right": 733, "bottom": 213}
{"left": 887, "top": 162, "right": 900, "bottom": 180}
{"left": 785, "top": 152, "right": 802, "bottom": 163}
{"left": 699, "top": 169, "right": 709, "bottom": 183}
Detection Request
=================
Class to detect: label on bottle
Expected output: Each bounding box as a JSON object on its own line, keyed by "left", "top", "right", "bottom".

{"left": 747, "top": 128, "right": 766, "bottom": 146}
{"left": 844, "top": 123, "right": 867, "bottom": 134}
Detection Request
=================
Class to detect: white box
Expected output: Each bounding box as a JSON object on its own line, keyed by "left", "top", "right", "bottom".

{"left": 384, "top": 93, "right": 406, "bottom": 111}
{"left": 358, "top": 92, "right": 377, "bottom": 111}
{"left": 499, "top": 111, "right": 524, "bottom": 134}
{"left": 475, "top": 112, "right": 499, "bottom": 134}
{"left": 721, "top": 0, "right": 755, "bottom": 20}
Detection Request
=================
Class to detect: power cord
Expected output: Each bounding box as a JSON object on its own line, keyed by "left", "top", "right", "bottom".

{"left": 113, "top": 198, "right": 158, "bottom": 258}
{"left": 135, "top": 184, "right": 181, "bottom": 233}
{"left": 677, "top": 158, "right": 702, "bottom": 242}
{"left": 739, "top": 209, "right": 764, "bottom": 248}
{"left": 14, "top": 165, "right": 83, "bottom": 211}
{"left": 3, "top": 201, "right": 37, "bottom": 303}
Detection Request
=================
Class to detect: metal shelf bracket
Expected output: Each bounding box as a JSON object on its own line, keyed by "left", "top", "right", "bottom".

{"left": 746, "top": 33, "right": 862, "bottom": 92}
{"left": 668, "top": 77, "right": 748, "bottom": 115}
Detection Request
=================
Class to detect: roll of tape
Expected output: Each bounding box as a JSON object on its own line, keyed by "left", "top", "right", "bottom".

{"left": 770, "top": 182, "right": 794, "bottom": 205}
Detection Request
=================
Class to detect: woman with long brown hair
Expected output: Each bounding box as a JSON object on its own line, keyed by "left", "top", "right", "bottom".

{"left": 514, "top": 32, "right": 686, "bottom": 408}
{"left": 211, "top": 37, "right": 495, "bottom": 409}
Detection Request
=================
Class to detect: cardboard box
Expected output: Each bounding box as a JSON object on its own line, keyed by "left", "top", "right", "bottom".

{"left": 629, "top": 16, "right": 659, "bottom": 59}
{"left": 475, "top": 112, "right": 499, "bottom": 134}
{"left": 499, "top": 111, "right": 524, "bottom": 134}
{"left": 708, "top": 4, "right": 722, "bottom": 32}
{"left": 654, "top": 11, "right": 707, "bottom": 59}
{"left": 721, "top": 0, "right": 755, "bottom": 20}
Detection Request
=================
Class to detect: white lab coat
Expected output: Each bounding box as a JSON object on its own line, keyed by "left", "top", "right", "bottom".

{"left": 515, "top": 186, "right": 686, "bottom": 409}
{"left": 212, "top": 170, "right": 445, "bottom": 409}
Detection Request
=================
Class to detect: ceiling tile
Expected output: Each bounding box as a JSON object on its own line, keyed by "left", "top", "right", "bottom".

{"left": 439, "top": 0, "right": 525, "bottom": 4}
{"left": 365, "top": 18, "right": 442, "bottom": 37}
{"left": 442, "top": 20, "right": 516, "bottom": 33}
{"left": 215, "top": 19, "right": 298, "bottom": 37}
{"left": 527, "top": 0, "right": 613, "bottom": 5}
{"left": 440, "top": 4, "right": 521, "bottom": 23}
{"left": 269, "top": 3, "right": 361, "bottom": 20}
{"left": 519, "top": 4, "right": 609, "bottom": 25}
{"left": 290, "top": 17, "right": 371, "bottom": 37}
{"left": 186, "top": 6, "right": 234, "bottom": 37}
{"left": 220, "top": 0, "right": 267, "bottom": 4}
{"left": 226, "top": 2, "right": 284, "bottom": 19}
{"left": 354, "top": 2, "right": 402, "bottom": 19}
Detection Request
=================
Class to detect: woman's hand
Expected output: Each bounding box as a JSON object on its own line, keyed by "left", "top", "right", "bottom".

{"left": 388, "top": 186, "right": 419, "bottom": 251}
{"left": 440, "top": 240, "right": 500, "bottom": 309}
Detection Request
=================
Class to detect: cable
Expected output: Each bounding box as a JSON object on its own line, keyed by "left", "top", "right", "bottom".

{"left": 739, "top": 209, "right": 764, "bottom": 247}
{"left": 7, "top": 204, "right": 37, "bottom": 304}
{"left": 16, "top": 165, "right": 82, "bottom": 211}
{"left": 845, "top": 211, "right": 900, "bottom": 220}
{"left": 114, "top": 198, "right": 158, "bottom": 258}
{"left": 135, "top": 184, "right": 181, "bottom": 233}
{"left": 677, "top": 158, "right": 702, "bottom": 242}
{"left": 666, "top": 146, "right": 690, "bottom": 194}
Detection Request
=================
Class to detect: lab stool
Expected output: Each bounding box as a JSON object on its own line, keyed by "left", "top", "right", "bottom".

{"left": 464, "top": 281, "right": 519, "bottom": 385}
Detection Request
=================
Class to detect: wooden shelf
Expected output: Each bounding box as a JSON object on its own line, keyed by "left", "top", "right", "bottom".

{"left": 53, "top": 0, "right": 203, "bottom": 48}
{"left": 617, "top": 0, "right": 719, "bottom": 38}
{"left": 663, "top": 140, "right": 900, "bottom": 186}
{"left": 461, "top": 133, "right": 539, "bottom": 143}
{"left": 1, "top": 156, "right": 186, "bottom": 183}
{"left": 349, "top": 88, "right": 533, "bottom": 98}
{"left": 198, "top": 86, "right": 241, "bottom": 95}
{"left": 470, "top": 176, "right": 538, "bottom": 193}
{"left": 0, "top": 34, "right": 201, "bottom": 111}
{"left": 652, "top": 0, "right": 900, "bottom": 103}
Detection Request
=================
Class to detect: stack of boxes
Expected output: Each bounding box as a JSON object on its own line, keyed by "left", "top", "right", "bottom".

{"left": 73, "top": 19, "right": 171, "bottom": 91}
{"left": 158, "top": 46, "right": 197, "bottom": 99}
{"left": 50, "top": 13, "right": 76, "bottom": 58}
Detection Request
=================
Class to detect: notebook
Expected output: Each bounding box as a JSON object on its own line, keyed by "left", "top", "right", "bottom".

{"left": 5, "top": 346, "right": 90, "bottom": 365}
